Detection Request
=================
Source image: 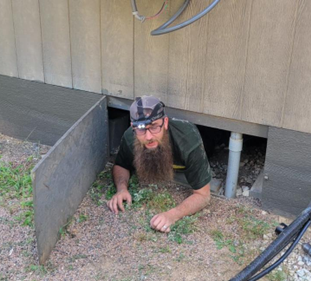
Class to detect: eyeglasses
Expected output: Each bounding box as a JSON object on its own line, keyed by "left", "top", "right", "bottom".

{"left": 133, "top": 119, "right": 165, "bottom": 136}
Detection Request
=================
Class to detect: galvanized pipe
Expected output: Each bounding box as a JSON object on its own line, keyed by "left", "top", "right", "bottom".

{"left": 225, "top": 132, "right": 243, "bottom": 198}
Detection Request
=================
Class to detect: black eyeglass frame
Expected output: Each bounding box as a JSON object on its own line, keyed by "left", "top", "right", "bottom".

{"left": 132, "top": 118, "right": 165, "bottom": 136}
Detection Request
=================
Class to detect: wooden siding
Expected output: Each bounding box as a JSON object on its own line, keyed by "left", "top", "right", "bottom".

{"left": 1, "top": 0, "right": 311, "bottom": 134}
{"left": 0, "top": 0, "right": 18, "bottom": 77}
{"left": 283, "top": 0, "right": 311, "bottom": 133}
{"left": 101, "top": 0, "right": 133, "bottom": 99}
{"left": 12, "top": 0, "right": 44, "bottom": 81}
{"left": 39, "top": 0, "right": 72, "bottom": 88}
{"left": 69, "top": 0, "right": 102, "bottom": 93}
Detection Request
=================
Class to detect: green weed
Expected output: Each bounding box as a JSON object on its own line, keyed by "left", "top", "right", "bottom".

{"left": 175, "top": 252, "right": 186, "bottom": 262}
{"left": 239, "top": 215, "right": 271, "bottom": 240}
{"left": 77, "top": 213, "right": 88, "bottom": 223}
{"left": 68, "top": 254, "right": 87, "bottom": 263}
{"left": 209, "top": 229, "right": 246, "bottom": 265}
{"left": 25, "top": 264, "right": 47, "bottom": 276}
{"left": 158, "top": 246, "right": 171, "bottom": 253}
{"left": 267, "top": 269, "right": 288, "bottom": 281}
{"left": 169, "top": 214, "right": 199, "bottom": 244}
{"left": 59, "top": 218, "right": 73, "bottom": 237}
{"left": 0, "top": 158, "right": 34, "bottom": 227}
{"left": 147, "top": 192, "right": 175, "bottom": 213}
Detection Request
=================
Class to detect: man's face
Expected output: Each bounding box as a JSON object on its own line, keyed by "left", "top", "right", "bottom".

{"left": 133, "top": 117, "right": 169, "bottom": 149}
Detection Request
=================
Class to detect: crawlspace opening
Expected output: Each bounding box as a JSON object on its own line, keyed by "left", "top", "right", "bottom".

{"left": 197, "top": 124, "right": 267, "bottom": 197}
{"left": 108, "top": 107, "right": 267, "bottom": 198}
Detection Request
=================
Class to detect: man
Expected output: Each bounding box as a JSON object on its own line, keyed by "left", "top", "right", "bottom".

{"left": 107, "top": 96, "right": 211, "bottom": 233}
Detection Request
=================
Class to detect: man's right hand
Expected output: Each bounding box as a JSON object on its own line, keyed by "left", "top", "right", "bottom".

{"left": 107, "top": 190, "right": 132, "bottom": 215}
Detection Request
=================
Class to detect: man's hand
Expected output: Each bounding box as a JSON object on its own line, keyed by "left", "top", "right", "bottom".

{"left": 150, "top": 183, "right": 211, "bottom": 233}
{"left": 107, "top": 190, "right": 132, "bottom": 215}
{"left": 150, "top": 211, "right": 177, "bottom": 233}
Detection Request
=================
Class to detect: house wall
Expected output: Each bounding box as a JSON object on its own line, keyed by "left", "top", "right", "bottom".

{"left": 1, "top": 0, "right": 311, "bottom": 135}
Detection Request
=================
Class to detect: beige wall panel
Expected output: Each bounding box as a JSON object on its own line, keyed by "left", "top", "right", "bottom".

{"left": 101, "top": 0, "right": 133, "bottom": 99}
{"left": 203, "top": 0, "right": 252, "bottom": 119}
{"left": 12, "top": 0, "right": 44, "bottom": 81}
{"left": 167, "top": 0, "right": 213, "bottom": 112}
{"left": 283, "top": 1, "right": 311, "bottom": 134}
{"left": 40, "top": 0, "right": 72, "bottom": 88}
{"left": 0, "top": 0, "right": 18, "bottom": 77}
{"left": 69, "top": 0, "right": 101, "bottom": 93}
{"left": 134, "top": 0, "right": 172, "bottom": 103}
{"left": 241, "top": 0, "right": 297, "bottom": 126}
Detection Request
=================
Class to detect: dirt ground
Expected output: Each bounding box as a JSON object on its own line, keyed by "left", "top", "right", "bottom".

{"left": 0, "top": 133, "right": 311, "bottom": 281}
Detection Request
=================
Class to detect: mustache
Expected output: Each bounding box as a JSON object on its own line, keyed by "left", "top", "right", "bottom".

{"left": 140, "top": 139, "right": 163, "bottom": 146}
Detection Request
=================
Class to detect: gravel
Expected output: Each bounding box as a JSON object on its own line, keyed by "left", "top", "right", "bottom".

{"left": 1, "top": 133, "right": 311, "bottom": 281}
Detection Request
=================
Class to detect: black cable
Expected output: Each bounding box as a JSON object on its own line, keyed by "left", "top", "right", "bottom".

{"left": 249, "top": 220, "right": 311, "bottom": 281}
{"left": 151, "top": 0, "right": 221, "bottom": 35}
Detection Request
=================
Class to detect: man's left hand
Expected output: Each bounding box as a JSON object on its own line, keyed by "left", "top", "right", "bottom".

{"left": 150, "top": 211, "right": 176, "bottom": 233}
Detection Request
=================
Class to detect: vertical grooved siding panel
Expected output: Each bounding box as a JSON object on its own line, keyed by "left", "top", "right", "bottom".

{"left": 101, "top": 0, "right": 133, "bottom": 99}
{"left": 0, "top": 0, "right": 18, "bottom": 77}
{"left": 69, "top": 0, "right": 101, "bottom": 93}
{"left": 40, "top": 0, "right": 72, "bottom": 88}
{"left": 167, "top": 0, "right": 212, "bottom": 112}
{"left": 283, "top": 1, "right": 311, "bottom": 134}
{"left": 134, "top": 0, "right": 171, "bottom": 103}
{"left": 241, "top": 0, "right": 297, "bottom": 126}
{"left": 12, "top": 0, "right": 44, "bottom": 82}
{"left": 203, "top": 0, "right": 251, "bottom": 119}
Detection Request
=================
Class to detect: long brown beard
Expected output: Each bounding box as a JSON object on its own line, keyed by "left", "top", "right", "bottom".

{"left": 133, "top": 129, "right": 174, "bottom": 184}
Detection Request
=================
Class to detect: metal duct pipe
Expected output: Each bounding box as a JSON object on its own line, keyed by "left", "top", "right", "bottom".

{"left": 225, "top": 132, "right": 243, "bottom": 198}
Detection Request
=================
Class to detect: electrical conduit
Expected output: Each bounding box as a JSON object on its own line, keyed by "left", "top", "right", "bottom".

{"left": 225, "top": 132, "right": 243, "bottom": 198}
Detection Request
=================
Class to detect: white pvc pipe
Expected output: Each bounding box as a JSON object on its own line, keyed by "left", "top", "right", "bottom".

{"left": 225, "top": 132, "right": 243, "bottom": 198}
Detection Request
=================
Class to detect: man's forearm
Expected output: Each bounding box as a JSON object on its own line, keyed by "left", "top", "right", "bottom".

{"left": 112, "top": 165, "right": 130, "bottom": 191}
{"left": 168, "top": 187, "right": 210, "bottom": 222}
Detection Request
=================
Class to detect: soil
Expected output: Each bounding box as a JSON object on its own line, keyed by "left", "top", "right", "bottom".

{"left": 0, "top": 132, "right": 311, "bottom": 281}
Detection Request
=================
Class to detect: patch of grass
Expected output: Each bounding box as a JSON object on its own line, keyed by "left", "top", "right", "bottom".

{"left": 105, "top": 183, "right": 117, "bottom": 200}
{"left": 0, "top": 157, "right": 35, "bottom": 227}
{"left": 175, "top": 252, "right": 186, "bottom": 262}
{"left": 132, "top": 188, "right": 154, "bottom": 207}
{"left": 267, "top": 269, "right": 288, "bottom": 281}
{"left": 58, "top": 217, "right": 73, "bottom": 237}
{"left": 89, "top": 181, "right": 106, "bottom": 205}
{"left": 25, "top": 264, "right": 47, "bottom": 276}
{"left": 169, "top": 214, "right": 199, "bottom": 244}
{"left": 147, "top": 192, "right": 175, "bottom": 213}
{"left": 209, "top": 229, "right": 246, "bottom": 265}
{"left": 68, "top": 254, "right": 88, "bottom": 263}
{"left": 158, "top": 246, "right": 171, "bottom": 253}
{"left": 138, "top": 263, "right": 155, "bottom": 276}
{"left": 77, "top": 213, "right": 88, "bottom": 223}
{"left": 239, "top": 215, "right": 271, "bottom": 240}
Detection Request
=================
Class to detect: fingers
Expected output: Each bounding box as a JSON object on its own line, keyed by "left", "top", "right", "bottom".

{"left": 117, "top": 196, "right": 125, "bottom": 212}
{"left": 126, "top": 193, "right": 132, "bottom": 206}
{"left": 107, "top": 191, "right": 132, "bottom": 215}
{"left": 150, "top": 214, "right": 171, "bottom": 233}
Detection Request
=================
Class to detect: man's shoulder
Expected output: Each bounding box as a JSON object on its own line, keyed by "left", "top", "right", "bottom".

{"left": 122, "top": 127, "right": 135, "bottom": 145}
{"left": 169, "top": 118, "right": 201, "bottom": 139}
{"left": 169, "top": 118, "right": 202, "bottom": 154}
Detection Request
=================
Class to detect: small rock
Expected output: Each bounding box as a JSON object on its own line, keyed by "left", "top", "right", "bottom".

{"left": 242, "top": 189, "right": 250, "bottom": 197}
{"left": 296, "top": 269, "right": 305, "bottom": 277}
{"left": 236, "top": 188, "right": 242, "bottom": 196}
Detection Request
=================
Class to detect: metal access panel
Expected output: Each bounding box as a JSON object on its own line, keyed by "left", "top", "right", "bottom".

{"left": 262, "top": 127, "right": 311, "bottom": 217}
{"left": 32, "top": 97, "right": 108, "bottom": 264}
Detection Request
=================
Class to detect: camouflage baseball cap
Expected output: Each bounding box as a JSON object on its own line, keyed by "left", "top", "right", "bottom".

{"left": 130, "top": 96, "right": 165, "bottom": 128}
